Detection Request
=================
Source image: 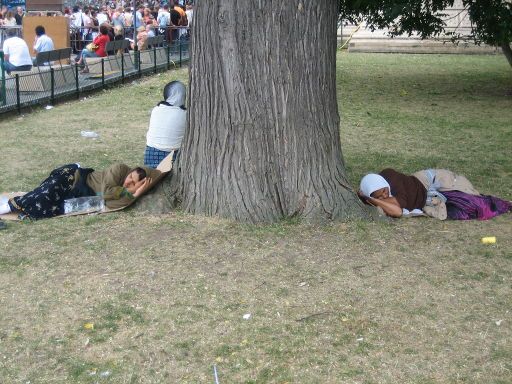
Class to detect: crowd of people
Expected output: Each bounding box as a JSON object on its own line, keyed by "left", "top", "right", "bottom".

{"left": 1, "top": 1, "right": 193, "bottom": 75}
{"left": 66, "top": 1, "right": 192, "bottom": 51}
{"left": 0, "top": 6, "right": 25, "bottom": 26}
{"left": 0, "top": 1, "right": 193, "bottom": 28}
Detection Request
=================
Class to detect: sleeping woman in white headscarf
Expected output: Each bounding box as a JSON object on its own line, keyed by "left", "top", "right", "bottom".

{"left": 358, "top": 168, "right": 512, "bottom": 220}
{"left": 144, "top": 81, "right": 187, "bottom": 168}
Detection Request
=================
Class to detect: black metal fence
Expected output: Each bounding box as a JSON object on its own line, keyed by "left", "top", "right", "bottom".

{"left": 0, "top": 26, "right": 190, "bottom": 114}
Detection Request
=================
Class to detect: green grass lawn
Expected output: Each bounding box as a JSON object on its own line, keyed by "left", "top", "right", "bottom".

{"left": 0, "top": 53, "right": 511, "bottom": 383}
{"left": 339, "top": 53, "right": 512, "bottom": 195}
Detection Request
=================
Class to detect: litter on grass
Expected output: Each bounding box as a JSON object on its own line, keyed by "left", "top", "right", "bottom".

{"left": 83, "top": 322, "right": 94, "bottom": 330}
{"left": 481, "top": 236, "right": 496, "bottom": 244}
{"left": 81, "top": 131, "right": 99, "bottom": 138}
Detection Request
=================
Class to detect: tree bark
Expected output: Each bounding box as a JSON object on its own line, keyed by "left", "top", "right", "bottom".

{"left": 501, "top": 43, "right": 512, "bottom": 67}
{"left": 180, "top": 0, "right": 367, "bottom": 223}
{"left": 133, "top": 171, "right": 181, "bottom": 214}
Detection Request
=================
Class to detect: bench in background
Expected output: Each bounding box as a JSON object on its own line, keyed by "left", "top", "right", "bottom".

{"left": 86, "top": 40, "right": 133, "bottom": 76}
{"left": 9, "top": 48, "right": 75, "bottom": 92}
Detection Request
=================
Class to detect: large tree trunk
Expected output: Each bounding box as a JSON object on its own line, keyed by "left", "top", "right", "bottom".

{"left": 501, "top": 43, "right": 512, "bottom": 67}
{"left": 180, "top": 0, "right": 367, "bottom": 223}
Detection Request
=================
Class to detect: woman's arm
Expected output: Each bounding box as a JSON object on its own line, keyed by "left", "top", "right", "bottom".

{"left": 133, "top": 177, "right": 152, "bottom": 198}
{"left": 358, "top": 190, "right": 402, "bottom": 218}
{"left": 366, "top": 196, "right": 402, "bottom": 218}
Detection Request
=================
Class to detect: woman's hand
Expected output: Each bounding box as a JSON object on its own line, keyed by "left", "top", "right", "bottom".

{"left": 367, "top": 195, "right": 402, "bottom": 217}
{"left": 357, "top": 189, "right": 402, "bottom": 217}
{"left": 125, "top": 178, "right": 145, "bottom": 194}
{"left": 357, "top": 190, "right": 374, "bottom": 205}
{"left": 133, "top": 177, "right": 152, "bottom": 198}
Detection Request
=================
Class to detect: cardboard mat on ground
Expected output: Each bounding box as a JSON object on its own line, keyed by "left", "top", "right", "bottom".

{"left": 0, "top": 154, "right": 174, "bottom": 221}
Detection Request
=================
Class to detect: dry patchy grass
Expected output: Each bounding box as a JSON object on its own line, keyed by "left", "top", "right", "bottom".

{"left": 0, "top": 54, "right": 511, "bottom": 383}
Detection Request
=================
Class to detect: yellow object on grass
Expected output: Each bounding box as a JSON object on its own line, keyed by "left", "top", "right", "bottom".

{"left": 481, "top": 236, "right": 496, "bottom": 244}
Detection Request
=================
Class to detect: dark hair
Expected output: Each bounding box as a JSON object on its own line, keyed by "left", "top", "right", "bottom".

{"left": 170, "top": 9, "right": 180, "bottom": 26}
{"left": 35, "top": 25, "right": 45, "bottom": 36}
{"left": 99, "top": 24, "right": 109, "bottom": 35}
{"left": 6, "top": 28, "right": 17, "bottom": 38}
{"left": 131, "top": 167, "right": 147, "bottom": 181}
{"left": 72, "top": 5, "right": 79, "bottom": 13}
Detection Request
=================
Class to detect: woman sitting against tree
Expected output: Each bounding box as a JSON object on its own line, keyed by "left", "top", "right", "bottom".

{"left": 75, "top": 23, "right": 110, "bottom": 74}
{"left": 144, "top": 81, "right": 187, "bottom": 168}
{"left": 359, "top": 168, "right": 511, "bottom": 220}
{"left": 0, "top": 163, "right": 157, "bottom": 219}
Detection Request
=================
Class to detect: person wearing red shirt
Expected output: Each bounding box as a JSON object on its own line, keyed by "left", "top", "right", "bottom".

{"left": 75, "top": 24, "right": 110, "bottom": 73}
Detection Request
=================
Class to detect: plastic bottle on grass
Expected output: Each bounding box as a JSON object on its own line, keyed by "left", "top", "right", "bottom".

{"left": 81, "top": 130, "right": 99, "bottom": 138}
{"left": 64, "top": 196, "right": 105, "bottom": 214}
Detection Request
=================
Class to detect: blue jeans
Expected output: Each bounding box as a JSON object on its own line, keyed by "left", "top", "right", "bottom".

{"left": 2, "top": 61, "right": 32, "bottom": 75}
{"left": 78, "top": 49, "right": 99, "bottom": 68}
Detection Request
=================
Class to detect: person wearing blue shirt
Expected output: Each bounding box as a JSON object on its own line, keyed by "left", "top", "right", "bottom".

{"left": 33, "top": 26, "right": 54, "bottom": 55}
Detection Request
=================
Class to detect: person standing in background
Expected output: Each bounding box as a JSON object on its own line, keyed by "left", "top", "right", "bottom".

{"left": 15, "top": 6, "right": 24, "bottom": 26}
{"left": 3, "top": 11, "right": 17, "bottom": 26}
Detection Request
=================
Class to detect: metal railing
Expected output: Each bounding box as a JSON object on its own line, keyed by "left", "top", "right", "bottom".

{"left": 0, "top": 26, "right": 23, "bottom": 47}
{"left": 0, "top": 27, "right": 190, "bottom": 114}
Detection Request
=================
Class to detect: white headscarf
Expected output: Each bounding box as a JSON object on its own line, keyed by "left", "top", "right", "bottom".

{"left": 360, "top": 174, "right": 392, "bottom": 198}
{"left": 163, "top": 81, "right": 186, "bottom": 107}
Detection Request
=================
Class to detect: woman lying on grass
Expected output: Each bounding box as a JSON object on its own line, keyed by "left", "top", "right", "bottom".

{"left": 0, "top": 163, "right": 157, "bottom": 219}
{"left": 358, "top": 169, "right": 512, "bottom": 220}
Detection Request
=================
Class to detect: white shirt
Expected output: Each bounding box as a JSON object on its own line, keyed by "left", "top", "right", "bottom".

{"left": 3, "top": 18, "right": 16, "bottom": 26}
{"left": 3, "top": 36, "right": 32, "bottom": 66}
{"left": 97, "top": 12, "right": 109, "bottom": 26}
{"left": 185, "top": 9, "right": 193, "bottom": 26}
{"left": 124, "top": 12, "right": 133, "bottom": 27}
{"left": 146, "top": 105, "right": 187, "bottom": 151}
{"left": 72, "top": 11, "right": 84, "bottom": 28}
{"left": 157, "top": 11, "right": 170, "bottom": 27}
{"left": 82, "top": 14, "right": 92, "bottom": 28}
{"left": 33, "top": 34, "right": 54, "bottom": 53}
